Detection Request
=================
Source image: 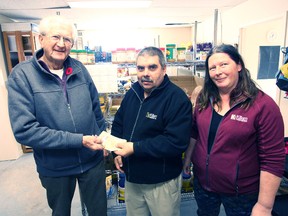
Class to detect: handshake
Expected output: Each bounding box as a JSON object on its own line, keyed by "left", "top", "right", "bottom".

{"left": 83, "top": 131, "right": 133, "bottom": 157}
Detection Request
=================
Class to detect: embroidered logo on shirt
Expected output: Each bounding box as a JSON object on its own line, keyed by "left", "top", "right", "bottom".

{"left": 230, "top": 114, "right": 248, "bottom": 123}
{"left": 146, "top": 112, "right": 157, "bottom": 120}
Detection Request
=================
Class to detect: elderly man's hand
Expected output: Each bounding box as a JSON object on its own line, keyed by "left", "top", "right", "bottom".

{"left": 82, "top": 135, "right": 104, "bottom": 151}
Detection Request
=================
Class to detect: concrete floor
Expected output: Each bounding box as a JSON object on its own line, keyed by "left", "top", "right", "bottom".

{"left": 0, "top": 153, "right": 227, "bottom": 216}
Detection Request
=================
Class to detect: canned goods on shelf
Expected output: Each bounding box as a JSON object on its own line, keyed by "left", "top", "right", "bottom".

{"left": 166, "top": 44, "right": 176, "bottom": 62}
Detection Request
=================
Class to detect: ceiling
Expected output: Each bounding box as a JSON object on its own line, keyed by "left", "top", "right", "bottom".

{"left": 0, "top": 0, "right": 248, "bottom": 30}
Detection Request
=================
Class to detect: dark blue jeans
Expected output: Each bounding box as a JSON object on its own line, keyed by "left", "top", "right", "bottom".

{"left": 193, "top": 177, "right": 258, "bottom": 216}
{"left": 39, "top": 160, "right": 107, "bottom": 216}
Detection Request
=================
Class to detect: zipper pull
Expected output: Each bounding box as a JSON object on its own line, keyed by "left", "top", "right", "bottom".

{"left": 206, "top": 155, "right": 210, "bottom": 166}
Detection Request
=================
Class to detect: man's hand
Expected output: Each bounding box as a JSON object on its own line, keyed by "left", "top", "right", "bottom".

{"left": 82, "top": 135, "right": 104, "bottom": 151}
{"left": 114, "top": 142, "right": 134, "bottom": 157}
{"left": 183, "top": 155, "right": 192, "bottom": 175}
{"left": 114, "top": 156, "right": 124, "bottom": 173}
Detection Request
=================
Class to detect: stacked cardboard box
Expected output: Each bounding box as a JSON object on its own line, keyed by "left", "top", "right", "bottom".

{"left": 170, "top": 75, "right": 204, "bottom": 97}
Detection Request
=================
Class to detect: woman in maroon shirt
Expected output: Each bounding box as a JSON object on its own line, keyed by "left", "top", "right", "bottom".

{"left": 183, "top": 44, "right": 285, "bottom": 216}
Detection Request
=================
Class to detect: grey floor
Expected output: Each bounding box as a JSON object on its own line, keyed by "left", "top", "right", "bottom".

{"left": 0, "top": 153, "right": 226, "bottom": 216}
{"left": 0, "top": 153, "right": 83, "bottom": 216}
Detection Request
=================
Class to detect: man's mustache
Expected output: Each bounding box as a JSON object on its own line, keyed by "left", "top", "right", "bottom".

{"left": 141, "top": 77, "right": 153, "bottom": 82}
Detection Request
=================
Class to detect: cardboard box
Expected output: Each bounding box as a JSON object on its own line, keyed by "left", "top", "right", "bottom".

{"left": 170, "top": 75, "right": 204, "bottom": 96}
{"left": 112, "top": 98, "right": 123, "bottom": 106}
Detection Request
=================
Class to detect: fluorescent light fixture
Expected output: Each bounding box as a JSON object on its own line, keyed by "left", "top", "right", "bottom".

{"left": 68, "top": 1, "right": 152, "bottom": 9}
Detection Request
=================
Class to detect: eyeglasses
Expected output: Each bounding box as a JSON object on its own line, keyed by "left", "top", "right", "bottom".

{"left": 43, "top": 34, "right": 74, "bottom": 46}
{"left": 136, "top": 64, "right": 159, "bottom": 72}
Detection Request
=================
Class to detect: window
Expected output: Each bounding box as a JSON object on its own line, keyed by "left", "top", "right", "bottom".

{"left": 257, "top": 46, "right": 280, "bottom": 79}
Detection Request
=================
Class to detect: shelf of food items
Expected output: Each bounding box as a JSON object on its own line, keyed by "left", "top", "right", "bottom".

{"left": 73, "top": 44, "right": 208, "bottom": 98}
{"left": 70, "top": 42, "right": 212, "bottom": 66}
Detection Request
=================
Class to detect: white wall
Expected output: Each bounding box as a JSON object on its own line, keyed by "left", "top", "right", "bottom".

{"left": 0, "top": 69, "right": 22, "bottom": 160}
{"left": 199, "top": 0, "right": 288, "bottom": 45}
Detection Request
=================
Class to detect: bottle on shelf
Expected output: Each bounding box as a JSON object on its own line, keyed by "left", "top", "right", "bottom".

{"left": 181, "top": 171, "right": 193, "bottom": 193}
{"left": 118, "top": 172, "right": 125, "bottom": 203}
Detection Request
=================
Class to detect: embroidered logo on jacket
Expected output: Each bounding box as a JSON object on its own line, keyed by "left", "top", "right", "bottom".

{"left": 230, "top": 114, "right": 248, "bottom": 123}
{"left": 146, "top": 112, "right": 157, "bottom": 120}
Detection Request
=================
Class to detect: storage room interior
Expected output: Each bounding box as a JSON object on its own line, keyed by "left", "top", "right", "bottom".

{"left": 0, "top": 0, "right": 288, "bottom": 215}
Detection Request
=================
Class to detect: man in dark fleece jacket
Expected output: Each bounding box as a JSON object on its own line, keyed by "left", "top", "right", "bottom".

{"left": 112, "top": 46, "right": 192, "bottom": 216}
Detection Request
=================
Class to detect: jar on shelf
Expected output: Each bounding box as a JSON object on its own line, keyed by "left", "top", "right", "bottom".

{"left": 111, "top": 50, "right": 118, "bottom": 64}
{"left": 185, "top": 50, "right": 193, "bottom": 61}
{"left": 70, "top": 49, "right": 78, "bottom": 60}
{"left": 166, "top": 44, "right": 176, "bottom": 62}
{"left": 116, "top": 48, "right": 127, "bottom": 64}
{"left": 87, "top": 51, "right": 95, "bottom": 64}
{"left": 78, "top": 50, "right": 87, "bottom": 64}
{"left": 126, "top": 48, "right": 136, "bottom": 63}
{"left": 177, "top": 47, "right": 186, "bottom": 62}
